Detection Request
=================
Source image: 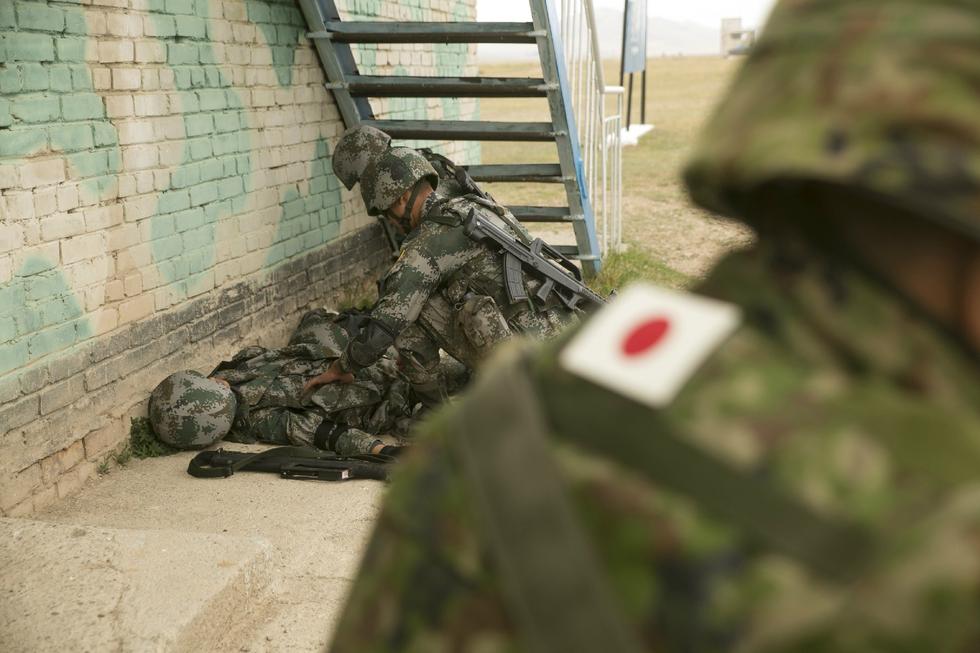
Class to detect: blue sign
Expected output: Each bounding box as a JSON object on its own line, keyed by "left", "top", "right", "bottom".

{"left": 621, "top": 0, "right": 648, "bottom": 74}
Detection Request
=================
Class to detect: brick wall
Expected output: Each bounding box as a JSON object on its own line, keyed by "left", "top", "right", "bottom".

{"left": 0, "top": 0, "right": 479, "bottom": 516}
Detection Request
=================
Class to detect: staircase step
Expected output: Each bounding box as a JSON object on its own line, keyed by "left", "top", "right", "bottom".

{"left": 364, "top": 120, "right": 557, "bottom": 141}
{"left": 508, "top": 205, "right": 579, "bottom": 222}
{"left": 311, "top": 21, "right": 540, "bottom": 44}
{"left": 464, "top": 164, "right": 566, "bottom": 183}
{"left": 553, "top": 244, "right": 600, "bottom": 262}
{"left": 343, "top": 75, "right": 551, "bottom": 98}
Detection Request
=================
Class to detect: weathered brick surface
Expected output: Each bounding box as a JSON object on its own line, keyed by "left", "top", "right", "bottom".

{"left": 0, "top": 0, "right": 478, "bottom": 516}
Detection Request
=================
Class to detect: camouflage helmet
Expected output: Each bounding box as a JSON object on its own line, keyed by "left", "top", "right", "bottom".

{"left": 331, "top": 125, "right": 392, "bottom": 191}
{"left": 684, "top": 0, "right": 980, "bottom": 243}
{"left": 148, "top": 370, "right": 236, "bottom": 449}
{"left": 360, "top": 147, "right": 439, "bottom": 216}
{"left": 287, "top": 308, "right": 350, "bottom": 357}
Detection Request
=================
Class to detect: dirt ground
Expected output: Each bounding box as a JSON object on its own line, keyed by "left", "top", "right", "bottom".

{"left": 478, "top": 56, "right": 755, "bottom": 282}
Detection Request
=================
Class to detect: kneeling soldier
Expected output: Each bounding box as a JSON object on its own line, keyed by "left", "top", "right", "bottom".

{"left": 306, "top": 147, "right": 600, "bottom": 399}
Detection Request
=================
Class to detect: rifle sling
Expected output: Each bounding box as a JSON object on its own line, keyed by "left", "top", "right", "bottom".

{"left": 533, "top": 349, "right": 877, "bottom": 581}
{"left": 451, "top": 349, "right": 645, "bottom": 653}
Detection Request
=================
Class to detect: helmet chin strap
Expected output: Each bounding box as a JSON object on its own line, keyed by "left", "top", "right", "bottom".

{"left": 397, "top": 181, "right": 426, "bottom": 231}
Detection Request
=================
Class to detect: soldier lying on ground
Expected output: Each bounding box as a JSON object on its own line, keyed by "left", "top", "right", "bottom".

{"left": 328, "top": 0, "right": 980, "bottom": 649}
{"left": 304, "top": 147, "right": 596, "bottom": 399}
{"left": 148, "top": 309, "right": 468, "bottom": 457}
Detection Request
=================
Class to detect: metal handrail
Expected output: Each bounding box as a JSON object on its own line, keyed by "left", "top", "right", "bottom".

{"left": 556, "top": 0, "right": 624, "bottom": 255}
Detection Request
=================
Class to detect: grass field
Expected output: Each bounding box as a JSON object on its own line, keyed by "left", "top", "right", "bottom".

{"left": 477, "top": 56, "right": 754, "bottom": 289}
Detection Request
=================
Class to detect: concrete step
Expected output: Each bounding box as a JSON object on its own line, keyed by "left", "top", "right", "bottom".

{"left": 8, "top": 448, "right": 387, "bottom": 651}
{"left": 0, "top": 518, "right": 274, "bottom": 653}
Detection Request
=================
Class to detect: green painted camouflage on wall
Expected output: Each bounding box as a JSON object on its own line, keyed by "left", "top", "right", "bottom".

{"left": 0, "top": 0, "right": 477, "bottom": 377}
{"left": 265, "top": 138, "right": 343, "bottom": 268}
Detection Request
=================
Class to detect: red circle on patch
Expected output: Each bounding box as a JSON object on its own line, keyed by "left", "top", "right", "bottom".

{"left": 622, "top": 317, "right": 670, "bottom": 357}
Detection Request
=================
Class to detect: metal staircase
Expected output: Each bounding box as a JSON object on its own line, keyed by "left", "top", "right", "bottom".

{"left": 297, "top": 0, "right": 603, "bottom": 277}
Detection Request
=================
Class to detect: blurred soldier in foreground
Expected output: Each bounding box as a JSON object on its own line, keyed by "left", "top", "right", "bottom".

{"left": 306, "top": 147, "right": 598, "bottom": 400}
{"left": 329, "top": 0, "right": 980, "bottom": 650}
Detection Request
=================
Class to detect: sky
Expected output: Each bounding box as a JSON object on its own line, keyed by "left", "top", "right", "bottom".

{"left": 477, "top": 0, "right": 778, "bottom": 30}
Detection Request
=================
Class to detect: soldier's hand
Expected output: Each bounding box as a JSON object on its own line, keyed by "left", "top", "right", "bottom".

{"left": 304, "top": 360, "right": 355, "bottom": 393}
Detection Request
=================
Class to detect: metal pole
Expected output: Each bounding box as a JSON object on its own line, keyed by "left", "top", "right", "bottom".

{"left": 619, "top": 0, "right": 628, "bottom": 87}
{"left": 625, "top": 73, "right": 634, "bottom": 130}
{"left": 640, "top": 67, "right": 647, "bottom": 124}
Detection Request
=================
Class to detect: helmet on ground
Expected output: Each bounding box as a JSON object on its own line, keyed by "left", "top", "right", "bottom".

{"left": 360, "top": 147, "right": 439, "bottom": 216}
{"left": 684, "top": 0, "right": 980, "bottom": 242}
{"left": 332, "top": 125, "right": 392, "bottom": 190}
{"left": 149, "top": 370, "right": 236, "bottom": 449}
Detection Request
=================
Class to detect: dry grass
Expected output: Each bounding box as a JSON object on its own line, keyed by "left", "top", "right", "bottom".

{"left": 478, "top": 56, "right": 755, "bottom": 285}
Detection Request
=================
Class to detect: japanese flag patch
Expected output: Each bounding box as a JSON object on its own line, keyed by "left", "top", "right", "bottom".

{"left": 560, "top": 283, "right": 741, "bottom": 408}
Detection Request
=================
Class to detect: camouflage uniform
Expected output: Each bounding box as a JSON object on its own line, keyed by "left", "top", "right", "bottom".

{"left": 329, "top": 0, "right": 980, "bottom": 650}
{"left": 341, "top": 161, "right": 578, "bottom": 386}
{"left": 212, "top": 310, "right": 416, "bottom": 457}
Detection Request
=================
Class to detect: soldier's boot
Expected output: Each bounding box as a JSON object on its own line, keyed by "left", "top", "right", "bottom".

{"left": 328, "top": 426, "right": 409, "bottom": 457}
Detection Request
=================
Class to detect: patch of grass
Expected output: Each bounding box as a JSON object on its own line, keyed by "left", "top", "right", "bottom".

{"left": 590, "top": 244, "right": 693, "bottom": 297}
{"left": 112, "top": 445, "right": 133, "bottom": 467}
{"left": 340, "top": 289, "right": 378, "bottom": 311}
{"left": 96, "top": 457, "right": 111, "bottom": 476}
{"left": 129, "top": 417, "right": 179, "bottom": 459}
{"left": 337, "top": 277, "right": 380, "bottom": 311}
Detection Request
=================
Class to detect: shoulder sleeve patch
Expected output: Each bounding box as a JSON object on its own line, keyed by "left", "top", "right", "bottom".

{"left": 559, "top": 283, "right": 741, "bottom": 408}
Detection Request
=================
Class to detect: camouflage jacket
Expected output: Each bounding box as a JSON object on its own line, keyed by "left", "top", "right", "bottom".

{"left": 329, "top": 239, "right": 980, "bottom": 652}
{"left": 340, "top": 194, "right": 544, "bottom": 373}
{"left": 211, "top": 342, "right": 415, "bottom": 450}
{"left": 420, "top": 148, "right": 469, "bottom": 201}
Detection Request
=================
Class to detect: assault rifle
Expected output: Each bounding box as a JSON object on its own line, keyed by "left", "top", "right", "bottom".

{"left": 463, "top": 209, "right": 606, "bottom": 312}
{"left": 187, "top": 446, "right": 392, "bottom": 482}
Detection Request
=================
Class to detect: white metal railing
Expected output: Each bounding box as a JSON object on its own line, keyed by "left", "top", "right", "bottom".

{"left": 557, "top": 0, "right": 623, "bottom": 255}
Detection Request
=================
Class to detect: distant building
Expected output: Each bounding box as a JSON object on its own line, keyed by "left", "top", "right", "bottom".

{"left": 721, "top": 17, "right": 756, "bottom": 56}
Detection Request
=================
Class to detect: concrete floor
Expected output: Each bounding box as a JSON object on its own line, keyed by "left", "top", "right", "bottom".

{"left": 2, "top": 447, "right": 386, "bottom": 652}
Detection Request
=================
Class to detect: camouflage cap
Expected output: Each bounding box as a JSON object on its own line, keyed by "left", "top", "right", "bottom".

{"left": 148, "top": 370, "right": 236, "bottom": 449}
{"left": 332, "top": 125, "right": 392, "bottom": 191}
{"left": 684, "top": 0, "right": 980, "bottom": 242}
{"left": 360, "top": 147, "right": 439, "bottom": 216}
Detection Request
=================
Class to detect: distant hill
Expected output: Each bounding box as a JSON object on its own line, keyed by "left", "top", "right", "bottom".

{"left": 478, "top": 13, "right": 720, "bottom": 62}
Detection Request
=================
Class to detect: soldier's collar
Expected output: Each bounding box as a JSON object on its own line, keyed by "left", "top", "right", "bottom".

{"left": 703, "top": 240, "right": 980, "bottom": 409}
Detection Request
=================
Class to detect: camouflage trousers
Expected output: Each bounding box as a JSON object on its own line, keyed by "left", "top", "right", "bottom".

{"left": 246, "top": 410, "right": 384, "bottom": 457}
{"left": 395, "top": 292, "right": 573, "bottom": 403}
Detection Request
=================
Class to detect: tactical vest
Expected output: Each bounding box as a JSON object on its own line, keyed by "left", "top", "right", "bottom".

{"left": 427, "top": 196, "right": 546, "bottom": 320}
